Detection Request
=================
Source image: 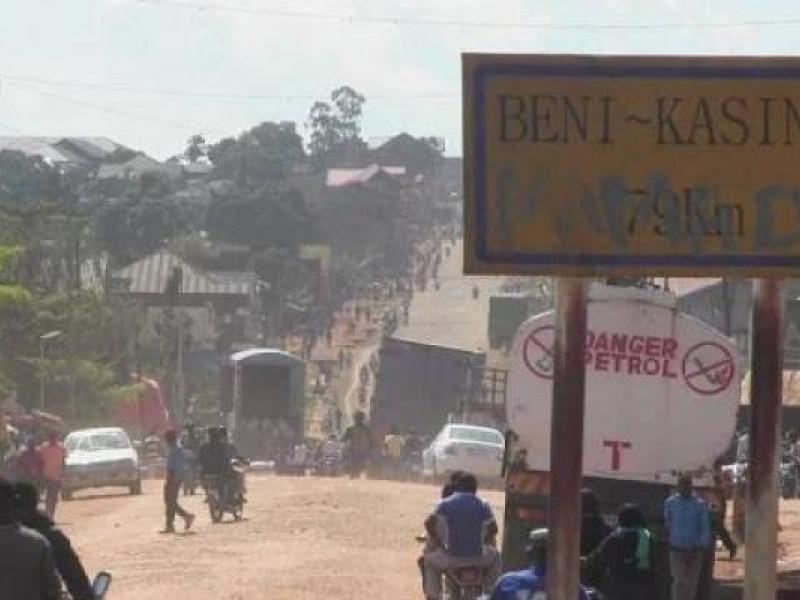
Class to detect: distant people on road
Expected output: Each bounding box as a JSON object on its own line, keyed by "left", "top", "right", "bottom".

{"left": 0, "top": 477, "right": 61, "bottom": 600}
{"left": 422, "top": 473, "right": 499, "bottom": 600}
{"left": 15, "top": 438, "right": 44, "bottom": 490}
{"left": 39, "top": 433, "right": 66, "bottom": 519}
{"left": 161, "top": 429, "right": 194, "bottom": 534}
{"left": 584, "top": 503, "right": 655, "bottom": 600}
{"left": 343, "top": 411, "right": 375, "bottom": 478}
{"left": 491, "top": 528, "right": 591, "bottom": 600}
{"left": 14, "top": 481, "right": 93, "bottom": 600}
{"left": 384, "top": 428, "right": 405, "bottom": 475}
{"left": 664, "top": 474, "right": 711, "bottom": 600}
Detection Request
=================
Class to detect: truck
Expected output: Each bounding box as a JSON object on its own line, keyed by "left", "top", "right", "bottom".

{"left": 221, "top": 348, "right": 305, "bottom": 460}
{"left": 370, "top": 336, "right": 488, "bottom": 436}
{"left": 502, "top": 284, "right": 741, "bottom": 599}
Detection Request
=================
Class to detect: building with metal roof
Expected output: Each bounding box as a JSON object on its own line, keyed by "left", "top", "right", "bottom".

{"left": 113, "top": 250, "right": 256, "bottom": 302}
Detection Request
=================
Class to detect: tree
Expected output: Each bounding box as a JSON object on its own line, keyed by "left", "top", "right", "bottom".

{"left": 205, "top": 184, "right": 316, "bottom": 250}
{"left": 0, "top": 150, "right": 72, "bottom": 208}
{"left": 184, "top": 134, "right": 207, "bottom": 163}
{"left": 331, "top": 86, "right": 366, "bottom": 141}
{"left": 206, "top": 122, "right": 304, "bottom": 186}
{"left": 306, "top": 85, "right": 368, "bottom": 168}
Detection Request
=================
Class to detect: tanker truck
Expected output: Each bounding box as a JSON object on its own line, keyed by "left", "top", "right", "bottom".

{"left": 502, "top": 284, "right": 741, "bottom": 599}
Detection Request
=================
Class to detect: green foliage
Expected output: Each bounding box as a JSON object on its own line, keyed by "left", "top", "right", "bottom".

{"left": 307, "top": 86, "right": 368, "bottom": 167}
{"left": 185, "top": 134, "right": 207, "bottom": 163}
{"left": 205, "top": 184, "right": 316, "bottom": 250}
{"left": 0, "top": 150, "right": 73, "bottom": 207}
{"left": 207, "top": 122, "right": 304, "bottom": 186}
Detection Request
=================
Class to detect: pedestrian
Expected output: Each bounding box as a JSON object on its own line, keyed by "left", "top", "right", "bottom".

{"left": 584, "top": 503, "right": 655, "bottom": 600}
{"left": 15, "top": 438, "right": 44, "bottom": 491}
{"left": 14, "top": 481, "right": 94, "bottom": 600}
{"left": 161, "top": 429, "right": 194, "bottom": 534}
{"left": 664, "top": 473, "right": 712, "bottom": 600}
{"left": 0, "top": 477, "right": 61, "bottom": 600}
{"left": 39, "top": 432, "right": 66, "bottom": 519}
{"left": 580, "top": 488, "right": 612, "bottom": 588}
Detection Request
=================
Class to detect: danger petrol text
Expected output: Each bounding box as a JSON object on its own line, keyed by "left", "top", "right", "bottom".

{"left": 583, "top": 330, "right": 678, "bottom": 378}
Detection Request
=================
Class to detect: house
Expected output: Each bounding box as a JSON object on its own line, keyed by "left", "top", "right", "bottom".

{"left": 325, "top": 164, "right": 406, "bottom": 188}
{"left": 0, "top": 136, "right": 130, "bottom": 171}
{"left": 112, "top": 250, "right": 261, "bottom": 351}
{"left": 370, "top": 133, "right": 443, "bottom": 175}
{"left": 96, "top": 154, "right": 180, "bottom": 180}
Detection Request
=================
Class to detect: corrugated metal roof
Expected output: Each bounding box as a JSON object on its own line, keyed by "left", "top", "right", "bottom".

{"left": 115, "top": 251, "right": 254, "bottom": 296}
{"left": 326, "top": 164, "right": 406, "bottom": 187}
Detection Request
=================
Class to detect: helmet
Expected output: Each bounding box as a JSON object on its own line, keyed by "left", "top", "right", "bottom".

{"left": 526, "top": 528, "right": 549, "bottom": 554}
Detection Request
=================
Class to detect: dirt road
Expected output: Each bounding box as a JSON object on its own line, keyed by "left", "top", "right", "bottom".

{"left": 60, "top": 475, "right": 505, "bottom": 600}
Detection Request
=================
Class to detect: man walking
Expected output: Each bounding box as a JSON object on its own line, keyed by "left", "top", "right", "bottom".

{"left": 664, "top": 473, "right": 711, "bottom": 600}
{"left": 39, "top": 433, "right": 66, "bottom": 519}
{"left": 161, "top": 429, "right": 194, "bottom": 534}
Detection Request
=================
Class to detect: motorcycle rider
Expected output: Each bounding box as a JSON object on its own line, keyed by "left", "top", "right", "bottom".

{"left": 14, "top": 481, "right": 94, "bottom": 600}
{"left": 342, "top": 410, "right": 375, "bottom": 478}
{"left": 0, "top": 477, "right": 61, "bottom": 600}
{"left": 422, "top": 472, "right": 499, "bottom": 600}
{"left": 491, "top": 528, "right": 593, "bottom": 599}
{"left": 199, "top": 427, "right": 245, "bottom": 503}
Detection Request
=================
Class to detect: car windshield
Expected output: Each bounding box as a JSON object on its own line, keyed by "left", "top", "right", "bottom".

{"left": 448, "top": 427, "right": 504, "bottom": 445}
{"left": 88, "top": 432, "right": 131, "bottom": 451}
{"left": 64, "top": 437, "right": 82, "bottom": 452}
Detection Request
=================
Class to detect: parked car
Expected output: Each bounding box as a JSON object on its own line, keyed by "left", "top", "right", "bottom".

{"left": 62, "top": 427, "right": 142, "bottom": 500}
{"left": 422, "top": 424, "right": 505, "bottom": 480}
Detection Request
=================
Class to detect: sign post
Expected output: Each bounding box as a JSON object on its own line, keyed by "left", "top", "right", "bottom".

{"left": 547, "top": 278, "right": 588, "bottom": 600}
{"left": 746, "top": 279, "right": 783, "bottom": 600}
{"left": 463, "top": 53, "right": 794, "bottom": 599}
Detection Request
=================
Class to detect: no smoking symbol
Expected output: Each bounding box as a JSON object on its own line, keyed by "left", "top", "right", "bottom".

{"left": 523, "top": 325, "right": 555, "bottom": 379}
{"left": 682, "top": 342, "right": 734, "bottom": 396}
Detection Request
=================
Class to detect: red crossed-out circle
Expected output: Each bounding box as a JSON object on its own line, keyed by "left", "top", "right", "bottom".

{"left": 522, "top": 325, "right": 555, "bottom": 380}
{"left": 681, "top": 341, "right": 735, "bottom": 396}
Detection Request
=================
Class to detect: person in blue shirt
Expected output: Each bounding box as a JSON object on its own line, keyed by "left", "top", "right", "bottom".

{"left": 422, "top": 472, "right": 499, "bottom": 599}
{"left": 664, "top": 473, "right": 711, "bottom": 600}
{"left": 161, "top": 429, "right": 194, "bottom": 534}
{"left": 491, "top": 528, "right": 591, "bottom": 600}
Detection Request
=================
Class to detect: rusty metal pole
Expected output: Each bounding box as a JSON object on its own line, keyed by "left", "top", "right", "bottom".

{"left": 745, "top": 279, "right": 784, "bottom": 600}
{"left": 547, "top": 277, "right": 588, "bottom": 600}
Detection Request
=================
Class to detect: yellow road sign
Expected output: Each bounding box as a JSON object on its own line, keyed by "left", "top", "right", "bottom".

{"left": 463, "top": 54, "right": 800, "bottom": 276}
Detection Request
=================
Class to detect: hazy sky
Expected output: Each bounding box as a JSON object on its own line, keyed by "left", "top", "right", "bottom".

{"left": 0, "top": 0, "right": 796, "bottom": 158}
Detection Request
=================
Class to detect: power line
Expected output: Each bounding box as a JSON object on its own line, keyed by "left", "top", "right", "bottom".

{"left": 123, "top": 0, "right": 800, "bottom": 31}
{"left": 1, "top": 74, "right": 457, "bottom": 101}
{"left": 4, "top": 82, "right": 228, "bottom": 136}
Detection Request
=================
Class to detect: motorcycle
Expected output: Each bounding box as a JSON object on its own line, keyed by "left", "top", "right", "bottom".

{"left": 442, "top": 566, "right": 489, "bottom": 600}
{"left": 63, "top": 572, "right": 112, "bottom": 600}
{"left": 202, "top": 462, "right": 246, "bottom": 523}
{"left": 92, "top": 572, "right": 113, "bottom": 599}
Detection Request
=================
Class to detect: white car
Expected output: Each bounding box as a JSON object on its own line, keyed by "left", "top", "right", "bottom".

{"left": 63, "top": 427, "right": 141, "bottom": 500}
{"left": 422, "top": 424, "right": 505, "bottom": 481}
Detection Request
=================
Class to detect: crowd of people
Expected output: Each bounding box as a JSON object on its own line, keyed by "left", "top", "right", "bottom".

{"left": 415, "top": 471, "right": 727, "bottom": 600}
{"left": 1, "top": 431, "right": 68, "bottom": 520}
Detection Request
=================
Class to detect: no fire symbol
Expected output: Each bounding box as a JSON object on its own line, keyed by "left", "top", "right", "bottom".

{"left": 681, "top": 342, "right": 735, "bottom": 396}
{"left": 523, "top": 325, "right": 555, "bottom": 379}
